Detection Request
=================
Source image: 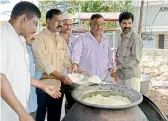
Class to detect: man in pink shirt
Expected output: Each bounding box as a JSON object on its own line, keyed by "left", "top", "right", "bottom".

{"left": 69, "top": 14, "right": 115, "bottom": 83}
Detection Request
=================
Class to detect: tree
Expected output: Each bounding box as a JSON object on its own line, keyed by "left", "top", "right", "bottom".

{"left": 38, "top": 0, "right": 133, "bottom": 28}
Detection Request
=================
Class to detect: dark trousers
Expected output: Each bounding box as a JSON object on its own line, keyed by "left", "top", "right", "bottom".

{"left": 36, "top": 88, "right": 64, "bottom": 121}
{"left": 62, "top": 85, "right": 75, "bottom": 113}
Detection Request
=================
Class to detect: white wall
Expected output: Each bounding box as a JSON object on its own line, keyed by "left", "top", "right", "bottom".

{"left": 0, "top": 0, "right": 38, "bottom": 21}
{"left": 133, "top": 1, "right": 168, "bottom": 32}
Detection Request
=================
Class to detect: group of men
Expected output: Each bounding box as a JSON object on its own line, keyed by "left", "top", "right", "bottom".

{"left": 0, "top": 1, "right": 142, "bottom": 121}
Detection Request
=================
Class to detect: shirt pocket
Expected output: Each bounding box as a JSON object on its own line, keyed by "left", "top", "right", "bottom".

{"left": 9, "top": 44, "right": 24, "bottom": 59}
{"left": 57, "top": 48, "right": 66, "bottom": 60}
{"left": 117, "top": 38, "right": 131, "bottom": 57}
{"left": 8, "top": 44, "right": 29, "bottom": 70}
{"left": 100, "top": 44, "right": 109, "bottom": 58}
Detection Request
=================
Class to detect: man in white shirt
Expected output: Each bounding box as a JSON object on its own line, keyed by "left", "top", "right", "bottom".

{"left": 59, "top": 13, "right": 77, "bottom": 113}
{"left": 0, "top": 1, "right": 61, "bottom": 121}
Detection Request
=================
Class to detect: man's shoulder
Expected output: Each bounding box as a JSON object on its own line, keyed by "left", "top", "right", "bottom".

{"left": 1, "top": 23, "right": 12, "bottom": 37}
{"left": 36, "top": 29, "right": 46, "bottom": 36}
{"left": 131, "top": 29, "right": 140, "bottom": 37}
{"left": 131, "top": 30, "right": 142, "bottom": 44}
{"left": 34, "top": 30, "right": 47, "bottom": 41}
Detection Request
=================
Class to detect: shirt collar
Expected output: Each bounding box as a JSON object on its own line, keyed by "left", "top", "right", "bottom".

{"left": 6, "top": 21, "right": 20, "bottom": 36}
{"left": 5, "top": 22, "right": 26, "bottom": 43}
{"left": 88, "top": 31, "right": 106, "bottom": 43}
{"left": 42, "top": 28, "right": 57, "bottom": 35}
{"left": 58, "top": 32, "right": 74, "bottom": 44}
{"left": 26, "top": 44, "right": 31, "bottom": 48}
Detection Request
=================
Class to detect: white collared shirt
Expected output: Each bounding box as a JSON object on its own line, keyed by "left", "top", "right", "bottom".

{"left": 0, "top": 22, "right": 30, "bottom": 121}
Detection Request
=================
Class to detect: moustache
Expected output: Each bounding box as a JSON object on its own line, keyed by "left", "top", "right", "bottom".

{"left": 123, "top": 27, "right": 130, "bottom": 30}
{"left": 57, "top": 25, "right": 62, "bottom": 28}
{"left": 65, "top": 29, "right": 71, "bottom": 31}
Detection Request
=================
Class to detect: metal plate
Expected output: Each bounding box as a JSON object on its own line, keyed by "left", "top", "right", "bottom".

{"left": 72, "top": 84, "right": 143, "bottom": 109}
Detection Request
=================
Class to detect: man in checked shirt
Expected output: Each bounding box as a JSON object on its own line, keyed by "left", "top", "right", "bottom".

{"left": 112, "top": 12, "right": 143, "bottom": 92}
{"left": 32, "top": 9, "right": 73, "bottom": 121}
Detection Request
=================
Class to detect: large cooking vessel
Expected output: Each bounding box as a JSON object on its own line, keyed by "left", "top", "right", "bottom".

{"left": 139, "top": 95, "right": 168, "bottom": 121}
{"left": 72, "top": 84, "right": 143, "bottom": 109}
{"left": 62, "top": 84, "right": 168, "bottom": 121}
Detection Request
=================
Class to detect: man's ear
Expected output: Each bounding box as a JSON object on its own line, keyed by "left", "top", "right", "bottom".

{"left": 46, "top": 19, "right": 50, "bottom": 24}
{"left": 20, "top": 14, "right": 28, "bottom": 23}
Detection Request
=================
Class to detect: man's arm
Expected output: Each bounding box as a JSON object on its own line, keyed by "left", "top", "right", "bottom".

{"left": 117, "top": 35, "right": 143, "bottom": 69}
{"left": 0, "top": 73, "right": 34, "bottom": 121}
{"left": 40, "top": 73, "right": 55, "bottom": 80}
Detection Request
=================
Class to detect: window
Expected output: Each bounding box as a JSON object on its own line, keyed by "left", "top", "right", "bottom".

{"left": 158, "top": 34, "right": 164, "bottom": 49}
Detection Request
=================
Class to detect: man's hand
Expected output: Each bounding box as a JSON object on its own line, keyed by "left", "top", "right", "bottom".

{"left": 68, "top": 63, "right": 78, "bottom": 73}
{"left": 109, "top": 67, "right": 117, "bottom": 74}
{"left": 109, "top": 68, "right": 117, "bottom": 82}
{"left": 60, "top": 76, "right": 72, "bottom": 85}
{"left": 19, "top": 112, "right": 34, "bottom": 121}
{"left": 42, "top": 84, "right": 61, "bottom": 98}
{"left": 25, "top": 33, "right": 37, "bottom": 45}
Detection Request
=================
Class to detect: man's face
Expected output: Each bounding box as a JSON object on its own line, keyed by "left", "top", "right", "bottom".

{"left": 61, "top": 19, "right": 73, "bottom": 34}
{"left": 25, "top": 33, "right": 36, "bottom": 45}
{"left": 20, "top": 15, "right": 38, "bottom": 38}
{"left": 90, "top": 17, "right": 104, "bottom": 35}
{"left": 120, "top": 18, "right": 133, "bottom": 33}
{"left": 47, "top": 14, "right": 62, "bottom": 33}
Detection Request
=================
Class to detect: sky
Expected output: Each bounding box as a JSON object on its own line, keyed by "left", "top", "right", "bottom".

{"left": 0, "top": 0, "right": 38, "bottom": 21}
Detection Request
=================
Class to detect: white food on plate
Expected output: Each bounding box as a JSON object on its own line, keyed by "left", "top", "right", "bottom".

{"left": 87, "top": 76, "right": 102, "bottom": 84}
{"left": 67, "top": 74, "right": 103, "bottom": 84}
{"left": 83, "top": 94, "right": 131, "bottom": 106}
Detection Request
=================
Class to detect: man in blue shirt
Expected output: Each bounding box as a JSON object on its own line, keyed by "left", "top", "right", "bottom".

{"left": 26, "top": 33, "right": 42, "bottom": 119}
{"left": 26, "top": 33, "right": 56, "bottom": 119}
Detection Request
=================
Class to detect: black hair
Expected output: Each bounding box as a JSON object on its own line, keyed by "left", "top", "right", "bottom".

{"left": 90, "top": 14, "right": 104, "bottom": 21}
{"left": 46, "top": 9, "right": 62, "bottom": 20}
{"left": 11, "top": 1, "right": 41, "bottom": 19}
{"left": 119, "top": 12, "right": 134, "bottom": 24}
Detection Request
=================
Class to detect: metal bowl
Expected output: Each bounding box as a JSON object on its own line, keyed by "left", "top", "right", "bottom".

{"left": 72, "top": 84, "right": 143, "bottom": 109}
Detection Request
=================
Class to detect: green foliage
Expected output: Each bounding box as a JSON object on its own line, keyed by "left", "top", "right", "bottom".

{"left": 67, "top": 0, "right": 133, "bottom": 13}
{"left": 38, "top": 0, "right": 133, "bottom": 28}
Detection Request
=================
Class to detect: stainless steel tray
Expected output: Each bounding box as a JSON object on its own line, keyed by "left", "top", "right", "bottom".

{"left": 72, "top": 84, "right": 143, "bottom": 109}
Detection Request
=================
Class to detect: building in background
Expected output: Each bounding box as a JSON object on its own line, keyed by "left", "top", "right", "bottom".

{"left": 133, "top": 0, "right": 168, "bottom": 49}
